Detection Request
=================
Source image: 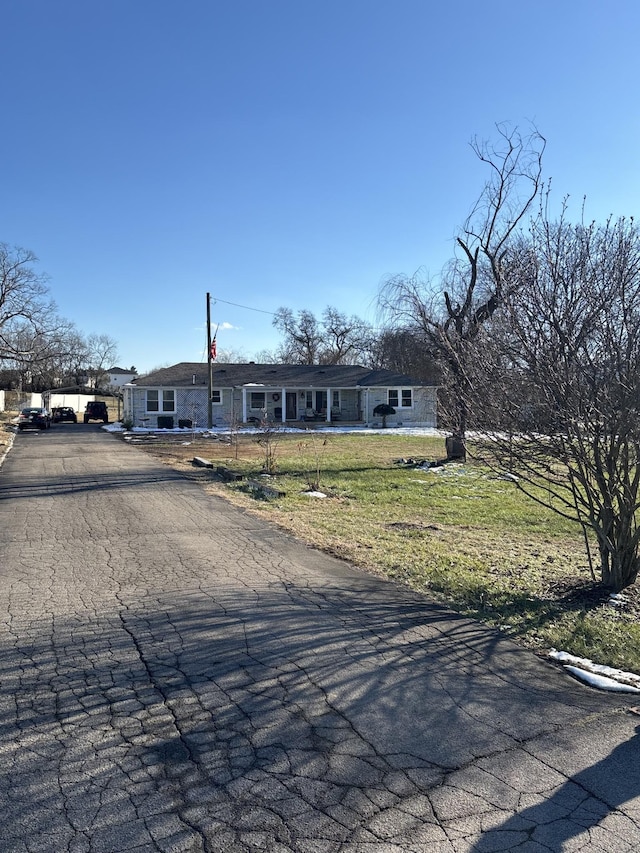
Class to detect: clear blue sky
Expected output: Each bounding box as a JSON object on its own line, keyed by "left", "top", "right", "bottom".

{"left": 1, "top": 1, "right": 638, "bottom": 374}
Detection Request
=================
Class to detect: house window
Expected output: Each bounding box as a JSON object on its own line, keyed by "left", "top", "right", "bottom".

{"left": 212, "top": 390, "right": 221, "bottom": 404}
{"left": 332, "top": 390, "right": 340, "bottom": 408}
{"left": 146, "top": 389, "right": 175, "bottom": 413}
{"left": 303, "top": 391, "right": 329, "bottom": 412}
{"left": 388, "top": 389, "right": 412, "bottom": 408}
{"left": 250, "top": 391, "right": 266, "bottom": 409}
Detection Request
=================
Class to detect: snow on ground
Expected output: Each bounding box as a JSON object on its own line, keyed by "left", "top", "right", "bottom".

{"left": 549, "top": 650, "right": 640, "bottom": 693}
{"left": 105, "top": 423, "right": 444, "bottom": 438}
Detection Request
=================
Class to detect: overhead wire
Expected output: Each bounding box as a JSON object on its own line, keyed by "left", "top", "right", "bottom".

{"left": 210, "top": 297, "right": 277, "bottom": 316}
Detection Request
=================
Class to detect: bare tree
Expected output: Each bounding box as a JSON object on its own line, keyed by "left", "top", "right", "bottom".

{"left": 253, "top": 348, "right": 278, "bottom": 363}
{"left": 85, "top": 333, "right": 119, "bottom": 390}
{"left": 273, "top": 308, "right": 321, "bottom": 364}
{"left": 52, "top": 329, "right": 93, "bottom": 386}
{"left": 272, "top": 305, "right": 374, "bottom": 365}
{"left": 215, "top": 347, "right": 248, "bottom": 364}
{"left": 369, "top": 327, "right": 441, "bottom": 381}
{"left": 0, "top": 243, "right": 58, "bottom": 363}
{"left": 0, "top": 244, "right": 120, "bottom": 391}
{"left": 469, "top": 210, "right": 640, "bottom": 591}
{"left": 319, "top": 306, "right": 373, "bottom": 365}
{"left": 12, "top": 321, "right": 87, "bottom": 390}
{"left": 379, "top": 123, "right": 546, "bottom": 438}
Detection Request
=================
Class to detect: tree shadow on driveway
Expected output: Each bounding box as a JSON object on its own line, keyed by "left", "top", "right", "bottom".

{"left": 3, "top": 425, "right": 639, "bottom": 849}
{"left": 0, "top": 578, "right": 638, "bottom": 851}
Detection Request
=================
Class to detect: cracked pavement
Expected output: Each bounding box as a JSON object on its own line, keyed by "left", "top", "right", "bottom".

{"left": 0, "top": 425, "right": 639, "bottom": 852}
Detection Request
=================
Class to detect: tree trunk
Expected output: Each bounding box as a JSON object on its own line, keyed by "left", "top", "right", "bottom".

{"left": 596, "top": 506, "right": 640, "bottom": 591}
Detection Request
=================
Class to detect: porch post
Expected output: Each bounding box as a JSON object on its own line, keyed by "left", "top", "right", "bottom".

{"left": 281, "top": 387, "right": 286, "bottom": 422}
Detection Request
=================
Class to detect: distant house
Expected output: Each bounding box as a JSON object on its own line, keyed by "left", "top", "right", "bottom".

{"left": 106, "top": 367, "right": 137, "bottom": 391}
{"left": 123, "top": 362, "right": 437, "bottom": 429}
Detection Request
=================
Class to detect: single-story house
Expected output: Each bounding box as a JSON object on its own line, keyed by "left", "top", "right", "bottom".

{"left": 123, "top": 363, "right": 438, "bottom": 429}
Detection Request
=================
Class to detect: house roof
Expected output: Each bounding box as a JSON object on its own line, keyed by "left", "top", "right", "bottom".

{"left": 131, "top": 362, "right": 432, "bottom": 389}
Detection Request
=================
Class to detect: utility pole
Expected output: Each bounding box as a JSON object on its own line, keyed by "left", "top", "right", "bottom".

{"left": 207, "top": 292, "right": 213, "bottom": 429}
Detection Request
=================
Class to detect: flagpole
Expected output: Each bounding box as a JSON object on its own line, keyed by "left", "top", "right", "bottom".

{"left": 207, "top": 292, "right": 213, "bottom": 428}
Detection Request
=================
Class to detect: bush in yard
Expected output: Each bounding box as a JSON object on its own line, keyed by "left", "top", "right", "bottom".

{"left": 468, "top": 211, "right": 640, "bottom": 592}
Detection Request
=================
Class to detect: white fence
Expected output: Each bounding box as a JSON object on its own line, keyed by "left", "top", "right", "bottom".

{"left": 45, "top": 393, "right": 96, "bottom": 412}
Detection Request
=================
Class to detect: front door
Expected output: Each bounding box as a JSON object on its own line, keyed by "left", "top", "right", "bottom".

{"left": 286, "top": 392, "right": 297, "bottom": 420}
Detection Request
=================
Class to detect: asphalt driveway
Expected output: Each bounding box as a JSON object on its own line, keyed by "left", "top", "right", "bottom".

{"left": 0, "top": 424, "right": 639, "bottom": 852}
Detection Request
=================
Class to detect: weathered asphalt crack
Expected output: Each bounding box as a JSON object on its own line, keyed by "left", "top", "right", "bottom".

{"left": 115, "top": 594, "right": 212, "bottom": 853}
{"left": 3, "top": 432, "right": 639, "bottom": 852}
{"left": 113, "top": 588, "right": 446, "bottom": 850}
{"left": 103, "top": 575, "right": 640, "bottom": 852}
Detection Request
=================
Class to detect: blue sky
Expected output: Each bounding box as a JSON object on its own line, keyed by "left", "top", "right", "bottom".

{"left": 1, "top": 1, "right": 638, "bottom": 374}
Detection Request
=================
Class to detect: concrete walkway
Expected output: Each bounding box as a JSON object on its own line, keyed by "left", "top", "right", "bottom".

{"left": 0, "top": 425, "right": 639, "bottom": 852}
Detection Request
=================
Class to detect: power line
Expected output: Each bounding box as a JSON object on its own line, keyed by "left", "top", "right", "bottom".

{"left": 210, "top": 295, "right": 390, "bottom": 333}
{"left": 210, "top": 297, "right": 277, "bottom": 316}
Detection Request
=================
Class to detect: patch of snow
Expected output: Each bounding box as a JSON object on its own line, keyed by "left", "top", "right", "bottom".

{"left": 563, "top": 666, "right": 640, "bottom": 693}
{"left": 609, "top": 592, "right": 629, "bottom": 608}
{"left": 103, "top": 423, "right": 444, "bottom": 438}
{"left": 549, "top": 649, "right": 640, "bottom": 692}
{"left": 302, "top": 490, "right": 327, "bottom": 498}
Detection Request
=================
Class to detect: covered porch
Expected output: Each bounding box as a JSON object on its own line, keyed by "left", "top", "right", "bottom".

{"left": 240, "top": 385, "right": 359, "bottom": 424}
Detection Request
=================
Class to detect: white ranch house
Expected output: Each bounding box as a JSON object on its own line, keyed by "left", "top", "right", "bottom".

{"left": 123, "top": 363, "right": 437, "bottom": 429}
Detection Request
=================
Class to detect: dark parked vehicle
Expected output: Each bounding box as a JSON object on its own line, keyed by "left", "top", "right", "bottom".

{"left": 18, "top": 407, "right": 51, "bottom": 430}
{"left": 52, "top": 406, "right": 77, "bottom": 423}
{"left": 84, "top": 401, "right": 109, "bottom": 424}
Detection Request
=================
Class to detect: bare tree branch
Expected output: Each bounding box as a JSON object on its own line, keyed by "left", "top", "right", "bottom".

{"left": 378, "top": 123, "right": 546, "bottom": 436}
{"left": 468, "top": 212, "right": 640, "bottom": 591}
